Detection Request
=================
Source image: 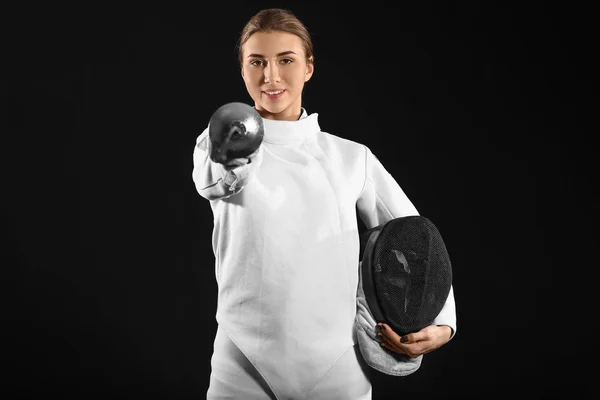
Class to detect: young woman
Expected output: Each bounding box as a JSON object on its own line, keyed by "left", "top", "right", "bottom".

{"left": 192, "top": 8, "right": 456, "bottom": 400}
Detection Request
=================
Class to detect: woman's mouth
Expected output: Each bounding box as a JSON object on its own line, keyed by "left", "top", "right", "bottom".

{"left": 263, "top": 89, "right": 285, "bottom": 100}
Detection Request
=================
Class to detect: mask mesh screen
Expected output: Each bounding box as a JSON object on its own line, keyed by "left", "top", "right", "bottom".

{"left": 370, "top": 217, "right": 452, "bottom": 336}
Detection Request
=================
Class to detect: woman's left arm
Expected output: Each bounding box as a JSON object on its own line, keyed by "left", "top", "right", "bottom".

{"left": 356, "top": 145, "right": 457, "bottom": 355}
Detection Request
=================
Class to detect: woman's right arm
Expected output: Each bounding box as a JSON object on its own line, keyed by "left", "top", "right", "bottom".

{"left": 192, "top": 127, "right": 260, "bottom": 201}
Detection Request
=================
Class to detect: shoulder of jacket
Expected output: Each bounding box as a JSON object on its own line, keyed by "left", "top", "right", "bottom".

{"left": 318, "top": 130, "right": 368, "bottom": 151}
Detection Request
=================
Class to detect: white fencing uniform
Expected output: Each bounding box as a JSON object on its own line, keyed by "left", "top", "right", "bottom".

{"left": 192, "top": 108, "right": 456, "bottom": 399}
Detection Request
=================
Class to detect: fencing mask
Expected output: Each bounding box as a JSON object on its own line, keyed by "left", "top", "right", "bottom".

{"left": 355, "top": 215, "right": 452, "bottom": 376}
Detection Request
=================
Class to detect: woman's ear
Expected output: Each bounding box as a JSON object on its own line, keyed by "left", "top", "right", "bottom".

{"left": 305, "top": 57, "right": 314, "bottom": 82}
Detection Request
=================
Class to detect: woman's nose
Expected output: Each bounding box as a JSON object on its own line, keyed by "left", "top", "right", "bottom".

{"left": 264, "top": 63, "right": 281, "bottom": 83}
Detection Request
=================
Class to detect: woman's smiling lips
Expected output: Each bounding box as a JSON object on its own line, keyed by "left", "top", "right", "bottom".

{"left": 263, "top": 89, "right": 286, "bottom": 99}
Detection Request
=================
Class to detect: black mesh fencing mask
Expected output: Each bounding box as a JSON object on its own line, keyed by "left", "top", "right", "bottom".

{"left": 359, "top": 215, "right": 452, "bottom": 336}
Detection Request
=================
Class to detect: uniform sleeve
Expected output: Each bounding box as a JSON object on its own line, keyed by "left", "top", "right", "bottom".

{"left": 433, "top": 285, "right": 457, "bottom": 339}
{"left": 192, "top": 127, "right": 258, "bottom": 201}
{"left": 356, "top": 145, "right": 419, "bottom": 227}
{"left": 356, "top": 146, "right": 457, "bottom": 339}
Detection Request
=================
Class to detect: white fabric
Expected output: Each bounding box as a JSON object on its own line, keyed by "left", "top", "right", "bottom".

{"left": 192, "top": 107, "right": 457, "bottom": 399}
{"left": 207, "top": 325, "right": 372, "bottom": 399}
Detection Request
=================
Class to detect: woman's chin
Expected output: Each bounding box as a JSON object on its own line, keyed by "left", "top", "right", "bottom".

{"left": 257, "top": 105, "right": 288, "bottom": 118}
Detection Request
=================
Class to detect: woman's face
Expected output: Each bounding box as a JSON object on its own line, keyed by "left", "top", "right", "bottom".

{"left": 241, "top": 31, "right": 314, "bottom": 121}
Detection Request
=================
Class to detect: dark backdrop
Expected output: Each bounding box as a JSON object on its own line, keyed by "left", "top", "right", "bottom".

{"left": 3, "top": 1, "right": 593, "bottom": 398}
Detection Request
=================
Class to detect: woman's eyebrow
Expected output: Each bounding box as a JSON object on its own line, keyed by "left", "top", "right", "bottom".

{"left": 247, "top": 50, "right": 297, "bottom": 58}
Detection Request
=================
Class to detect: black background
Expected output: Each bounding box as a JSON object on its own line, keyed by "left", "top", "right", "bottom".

{"left": 3, "top": 1, "right": 594, "bottom": 398}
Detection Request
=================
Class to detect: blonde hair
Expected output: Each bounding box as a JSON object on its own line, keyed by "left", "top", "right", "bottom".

{"left": 237, "top": 8, "right": 314, "bottom": 67}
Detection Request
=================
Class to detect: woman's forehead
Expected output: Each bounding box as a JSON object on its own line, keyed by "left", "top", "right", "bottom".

{"left": 243, "top": 31, "right": 304, "bottom": 56}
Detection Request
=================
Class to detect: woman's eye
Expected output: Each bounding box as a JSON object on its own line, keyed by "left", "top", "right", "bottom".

{"left": 249, "top": 59, "right": 292, "bottom": 66}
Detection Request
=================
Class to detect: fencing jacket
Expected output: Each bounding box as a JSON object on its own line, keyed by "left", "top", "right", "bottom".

{"left": 192, "top": 107, "right": 457, "bottom": 398}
